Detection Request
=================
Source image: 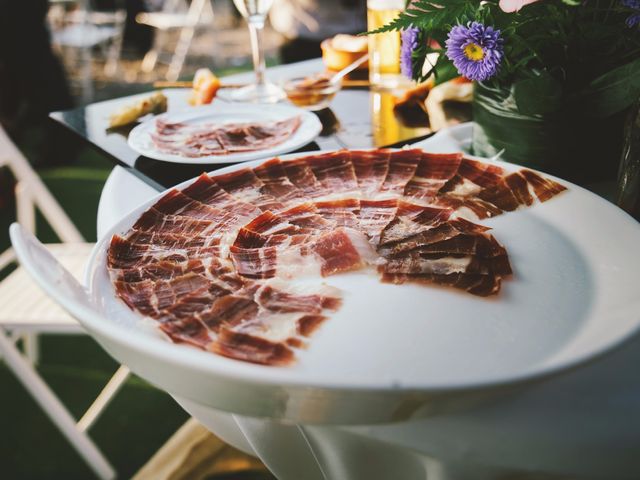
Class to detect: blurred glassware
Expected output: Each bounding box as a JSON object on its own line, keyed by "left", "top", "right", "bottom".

{"left": 283, "top": 75, "right": 340, "bottom": 111}
{"left": 221, "top": 0, "right": 285, "bottom": 103}
{"left": 616, "top": 99, "right": 640, "bottom": 221}
{"left": 367, "top": 0, "right": 412, "bottom": 89}
{"left": 283, "top": 55, "right": 368, "bottom": 111}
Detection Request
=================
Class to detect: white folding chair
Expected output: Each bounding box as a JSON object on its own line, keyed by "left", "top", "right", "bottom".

{"left": 49, "top": 0, "right": 127, "bottom": 103}
{"left": 0, "top": 125, "right": 129, "bottom": 480}
{"left": 137, "top": 0, "right": 215, "bottom": 80}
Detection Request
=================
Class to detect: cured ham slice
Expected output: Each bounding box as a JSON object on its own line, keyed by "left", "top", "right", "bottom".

{"left": 520, "top": 170, "right": 567, "bottom": 202}
{"left": 212, "top": 327, "right": 295, "bottom": 366}
{"left": 282, "top": 158, "right": 325, "bottom": 198}
{"left": 382, "top": 254, "right": 473, "bottom": 276}
{"left": 404, "top": 152, "right": 463, "bottom": 202}
{"left": 151, "top": 122, "right": 225, "bottom": 158}
{"left": 278, "top": 203, "right": 334, "bottom": 231}
{"left": 230, "top": 245, "right": 279, "bottom": 279}
{"left": 382, "top": 252, "right": 512, "bottom": 277}
{"left": 305, "top": 150, "right": 359, "bottom": 195}
{"left": 215, "top": 117, "right": 301, "bottom": 152}
{"left": 161, "top": 282, "right": 236, "bottom": 322}
{"left": 378, "top": 149, "right": 422, "bottom": 195}
{"left": 412, "top": 233, "right": 507, "bottom": 258}
{"left": 434, "top": 195, "right": 503, "bottom": 220}
{"left": 352, "top": 149, "right": 390, "bottom": 196}
{"left": 378, "top": 205, "right": 453, "bottom": 245}
{"left": 233, "top": 227, "right": 310, "bottom": 251}
{"left": 381, "top": 272, "right": 502, "bottom": 297}
{"left": 155, "top": 118, "right": 185, "bottom": 135}
{"left": 182, "top": 174, "right": 260, "bottom": 218}
{"left": 158, "top": 316, "right": 213, "bottom": 349}
{"left": 213, "top": 168, "right": 285, "bottom": 212}
{"left": 209, "top": 281, "right": 342, "bottom": 364}
{"left": 115, "top": 272, "right": 211, "bottom": 316}
{"left": 306, "top": 228, "right": 377, "bottom": 276}
{"left": 434, "top": 159, "right": 567, "bottom": 220}
{"left": 200, "top": 281, "right": 341, "bottom": 365}
{"left": 151, "top": 116, "right": 301, "bottom": 158}
{"left": 158, "top": 291, "right": 258, "bottom": 349}
{"left": 133, "top": 208, "right": 214, "bottom": 236}
{"left": 242, "top": 211, "right": 305, "bottom": 236}
{"left": 478, "top": 170, "right": 567, "bottom": 211}
{"left": 230, "top": 228, "right": 376, "bottom": 280}
{"left": 114, "top": 259, "right": 208, "bottom": 283}
{"left": 131, "top": 208, "right": 232, "bottom": 250}
{"left": 380, "top": 219, "right": 491, "bottom": 258}
{"left": 478, "top": 171, "right": 535, "bottom": 212}
{"left": 109, "top": 147, "right": 568, "bottom": 365}
{"left": 125, "top": 230, "right": 208, "bottom": 249}
{"left": 356, "top": 199, "right": 398, "bottom": 245}
{"left": 112, "top": 257, "right": 245, "bottom": 292}
{"left": 439, "top": 169, "right": 567, "bottom": 219}
{"left": 440, "top": 157, "right": 505, "bottom": 196}
{"left": 152, "top": 189, "right": 243, "bottom": 229}
{"left": 196, "top": 293, "right": 259, "bottom": 331}
{"left": 314, "top": 198, "right": 360, "bottom": 228}
{"left": 255, "top": 281, "right": 342, "bottom": 314}
{"left": 108, "top": 235, "right": 220, "bottom": 269}
{"left": 434, "top": 158, "right": 508, "bottom": 219}
{"left": 253, "top": 158, "right": 307, "bottom": 203}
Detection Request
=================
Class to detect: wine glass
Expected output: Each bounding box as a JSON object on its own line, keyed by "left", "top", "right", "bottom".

{"left": 223, "top": 0, "right": 285, "bottom": 103}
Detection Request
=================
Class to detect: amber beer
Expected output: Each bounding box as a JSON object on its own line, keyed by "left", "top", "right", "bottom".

{"left": 367, "top": 0, "right": 411, "bottom": 88}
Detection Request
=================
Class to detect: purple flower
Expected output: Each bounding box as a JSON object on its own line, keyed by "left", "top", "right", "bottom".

{"left": 445, "top": 22, "right": 504, "bottom": 82}
{"left": 622, "top": 0, "right": 640, "bottom": 26}
{"left": 627, "top": 13, "right": 640, "bottom": 26}
{"left": 401, "top": 27, "right": 420, "bottom": 79}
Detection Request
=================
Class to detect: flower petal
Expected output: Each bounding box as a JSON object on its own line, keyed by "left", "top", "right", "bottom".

{"left": 499, "top": 0, "right": 540, "bottom": 13}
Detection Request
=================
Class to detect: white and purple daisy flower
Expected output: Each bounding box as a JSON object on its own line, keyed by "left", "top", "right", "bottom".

{"left": 400, "top": 27, "right": 420, "bottom": 79}
{"left": 445, "top": 22, "right": 504, "bottom": 82}
{"left": 622, "top": 0, "right": 640, "bottom": 27}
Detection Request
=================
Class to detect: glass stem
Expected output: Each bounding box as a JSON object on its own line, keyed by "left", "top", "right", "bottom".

{"left": 248, "top": 18, "right": 266, "bottom": 87}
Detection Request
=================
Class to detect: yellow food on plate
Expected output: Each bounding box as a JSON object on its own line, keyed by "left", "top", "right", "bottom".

{"left": 109, "top": 91, "right": 167, "bottom": 128}
{"left": 189, "top": 68, "right": 221, "bottom": 106}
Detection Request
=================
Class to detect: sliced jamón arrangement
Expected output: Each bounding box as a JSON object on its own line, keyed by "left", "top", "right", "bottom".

{"left": 151, "top": 116, "right": 302, "bottom": 158}
{"left": 107, "top": 149, "right": 566, "bottom": 366}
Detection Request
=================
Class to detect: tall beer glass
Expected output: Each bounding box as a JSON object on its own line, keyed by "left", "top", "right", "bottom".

{"left": 367, "top": 0, "right": 411, "bottom": 89}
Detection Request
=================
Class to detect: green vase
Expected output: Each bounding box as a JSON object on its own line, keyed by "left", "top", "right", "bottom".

{"left": 472, "top": 81, "right": 626, "bottom": 184}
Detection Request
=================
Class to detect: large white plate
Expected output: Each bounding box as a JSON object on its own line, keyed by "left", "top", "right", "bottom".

{"left": 75, "top": 127, "right": 640, "bottom": 423}
{"left": 127, "top": 103, "right": 322, "bottom": 164}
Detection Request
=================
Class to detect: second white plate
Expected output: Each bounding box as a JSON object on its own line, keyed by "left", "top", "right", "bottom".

{"left": 127, "top": 102, "right": 322, "bottom": 164}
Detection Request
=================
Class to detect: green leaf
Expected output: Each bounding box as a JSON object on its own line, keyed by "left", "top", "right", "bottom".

{"left": 579, "top": 57, "right": 640, "bottom": 118}
{"left": 364, "top": 0, "right": 476, "bottom": 35}
{"left": 433, "top": 61, "right": 460, "bottom": 85}
{"left": 513, "top": 71, "right": 563, "bottom": 115}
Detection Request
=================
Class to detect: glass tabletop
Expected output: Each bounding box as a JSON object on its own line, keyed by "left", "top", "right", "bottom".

{"left": 49, "top": 59, "right": 431, "bottom": 192}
